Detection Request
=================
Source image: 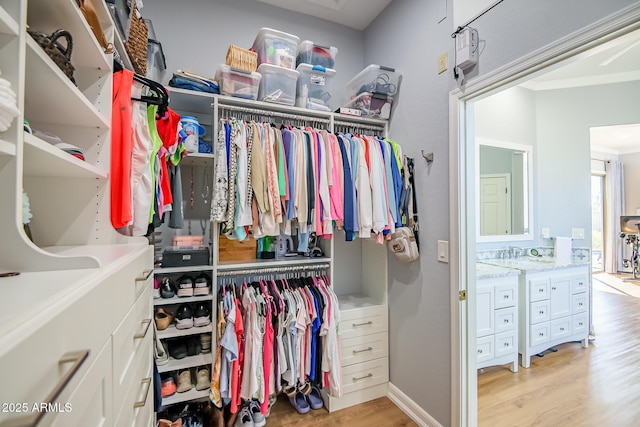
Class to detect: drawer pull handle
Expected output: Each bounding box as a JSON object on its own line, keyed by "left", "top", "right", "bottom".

{"left": 504, "top": 342, "right": 509, "bottom": 347}
{"left": 6, "top": 350, "right": 90, "bottom": 427}
{"left": 134, "top": 318, "right": 152, "bottom": 340}
{"left": 579, "top": 303, "right": 583, "bottom": 306}
{"left": 353, "top": 347, "right": 373, "bottom": 354}
{"left": 136, "top": 269, "right": 153, "bottom": 282}
{"left": 539, "top": 289, "right": 544, "bottom": 293}
{"left": 503, "top": 295, "right": 509, "bottom": 299}
{"left": 478, "top": 349, "right": 483, "bottom": 354}
{"left": 134, "top": 377, "right": 152, "bottom": 408}
{"left": 552, "top": 286, "right": 557, "bottom": 291}
{"left": 504, "top": 319, "right": 509, "bottom": 323}
{"left": 539, "top": 332, "right": 544, "bottom": 336}
{"left": 579, "top": 322, "right": 583, "bottom": 326}
{"left": 352, "top": 321, "right": 373, "bottom": 327}
{"left": 539, "top": 310, "right": 544, "bottom": 315}
{"left": 560, "top": 327, "right": 565, "bottom": 331}
{"left": 352, "top": 373, "right": 373, "bottom": 382}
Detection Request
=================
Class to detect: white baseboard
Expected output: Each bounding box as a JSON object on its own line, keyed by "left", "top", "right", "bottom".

{"left": 387, "top": 383, "right": 443, "bottom": 427}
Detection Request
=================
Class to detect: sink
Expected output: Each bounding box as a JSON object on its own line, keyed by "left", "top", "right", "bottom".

{"left": 527, "top": 257, "right": 555, "bottom": 263}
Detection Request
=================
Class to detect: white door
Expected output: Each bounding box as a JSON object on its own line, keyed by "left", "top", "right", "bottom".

{"left": 480, "top": 174, "right": 511, "bottom": 235}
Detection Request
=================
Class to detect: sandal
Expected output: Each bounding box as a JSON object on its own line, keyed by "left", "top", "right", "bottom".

{"left": 155, "top": 307, "right": 174, "bottom": 331}
{"left": 305, "top": 385, "right": 324, "bottom": 410}
{"left": 284, "top": 385, "right": 310, "bottom": 414}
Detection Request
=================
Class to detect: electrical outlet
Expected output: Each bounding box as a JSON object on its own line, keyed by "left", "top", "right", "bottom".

{"left": 541, "top": 228, "right": 551, "bottom": 239}
{"left": 438, "top": 52, "right": 448, "bottom": 74}
{"left": 572, "top": 228, "right": 585, "bottom": 239}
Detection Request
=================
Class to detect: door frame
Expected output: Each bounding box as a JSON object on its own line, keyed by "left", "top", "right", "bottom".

{"left": 449, "top": 4, "right": 640, "bottom": 426}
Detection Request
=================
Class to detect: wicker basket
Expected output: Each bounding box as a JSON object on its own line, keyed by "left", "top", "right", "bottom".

{"left": 225, "top": 44, "right": 258, "bottom": 73}
{"left": 124, "top": 0, "right": 148, "bottom": 75}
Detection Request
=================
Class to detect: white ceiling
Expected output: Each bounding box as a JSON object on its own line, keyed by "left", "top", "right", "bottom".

{"left": 590, "top": 124, "right": 640, "bottom": 155}
{"left": 254, "top": 0, "right": 392, "bottom": 30}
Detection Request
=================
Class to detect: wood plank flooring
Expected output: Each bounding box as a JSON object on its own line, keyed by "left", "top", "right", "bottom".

{"left": 478, "top": 275, "right": 640, "bottom": 427}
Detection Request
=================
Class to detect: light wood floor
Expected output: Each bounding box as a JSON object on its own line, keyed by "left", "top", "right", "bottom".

{"left": 478, "top": 274, "right": 640, "bottom": 427}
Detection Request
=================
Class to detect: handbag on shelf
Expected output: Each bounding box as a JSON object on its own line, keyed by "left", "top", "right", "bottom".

{"left": 389, "top": 227, "right": 419, "bottom": 263}
{"left": 28, "top": 29, "right": 76, "bottom": 85}
{"left": 76, "top": 0, "right": 114, "bottom": 54}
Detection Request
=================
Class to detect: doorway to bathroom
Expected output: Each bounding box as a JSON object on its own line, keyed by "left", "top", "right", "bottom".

{"left": 591, "top": 174, "right": 604, "bottom": 272}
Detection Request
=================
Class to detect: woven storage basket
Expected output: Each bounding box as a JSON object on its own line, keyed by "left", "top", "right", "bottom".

{"left": 225, "top": 44, "right": 258, "bottom": 73}
{"left": 124, "top": 0, "right": 148, "bottom": 75}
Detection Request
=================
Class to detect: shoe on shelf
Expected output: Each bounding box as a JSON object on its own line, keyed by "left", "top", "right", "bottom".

{"left": 175, "top": 304, "right": 194, "bottom": 330}
{"left": 195, "top": 366, "right": 210, "bottom": 391}
{"left": 160, "top": 277, "right": 176, "bottom": 299}
{"left": 177, "top": 275, "right": 194, "bottom": 298}
{"left": 186, "top": 337, "right": 201, "bottom": 356}
{"left": 193, "top": 303, "right": 211, "bottom": 327}
{"left": 156, "top": 339, "right": 169, "bottom": 366}
{"left": 161, "top": 376, "right": 177, "bottom": 398}
{"left": 194, "top": 274, "right": 211, "bottom": 296}
{"left": 168, "top": 340, "right": 188, "bottom": 360}
{"left": 154, "top": 276, "right": 161, "bottom": 299}
{"left": 155, "top": 307, "right": 174, "bottom": 331}
{"left": 200, "top": 333, "right": 212, "bottom": 354}
{"left": 176, "top": 369, "right": 193, "bottom": 393}
{"left": 233, "top": 405, "right": 255, "bottom": 427}
{"left": 248, "top": 400, "right": 266, "bottom": 427}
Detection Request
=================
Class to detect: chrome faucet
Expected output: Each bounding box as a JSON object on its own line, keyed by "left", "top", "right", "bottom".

{"left": 509, "top": 246, "right": 523, "bottom": 260}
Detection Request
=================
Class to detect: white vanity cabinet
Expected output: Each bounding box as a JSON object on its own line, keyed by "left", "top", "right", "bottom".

{"left": 476, "top": 273, "right": 519, "bottom": 372}
{"left": 519, "top": 265, "right": 590, "bottom": 368}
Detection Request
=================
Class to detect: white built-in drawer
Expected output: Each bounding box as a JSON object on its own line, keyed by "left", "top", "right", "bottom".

{"left": 571, "top": 274, "right": 588, "bottom": 294}
{"left": 113, "top": 284, "right": 153, "bottom": 415}
{"left": 530, "top": 300, "right": 551, "bottom": 324}
{"left": 341, "top": 357, "right": 389, "bottom": 395}
{"left": 339, "top": 305, "right": 388, "bottom": 340}
{"left": 0, "top": 274, "right": 112, "bottom": 425}
{"left": 110, "top": 247, "right": 154, "bottom": 325}
{"left": 529, "top": 279, "right": 549, "bottom": 302}
{"left": 550, "top": 317, "right": 572, "bottom": 340}
{"left": 494, "top": 306, "right": 516, "bottom": 334}
{"left": 114, "top": 338, "right": 153, "bottom": 427}
{"left": 530, "top": 322, "right": 550, "bottom": 346}
{"left": 572, "top": 293, "right": 588, "bottom": 314}
{"left": 340, "top": 332, "right": 388, "bottom": 367}
{"left": 476, "top": 335, "right": 494, "bottom": 363}
{"left": 572, "top": 313, "right": 589, "bottom": 335}
{"left": 495, "top": 284, "right": 516, "bottom": 309}
{"left": 494, "top": 330, "right": 517, "bottom": 358}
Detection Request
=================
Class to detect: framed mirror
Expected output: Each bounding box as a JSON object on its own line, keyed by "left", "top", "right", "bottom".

{"left": 476, "top": 139, "right": 533, "bottom": 242}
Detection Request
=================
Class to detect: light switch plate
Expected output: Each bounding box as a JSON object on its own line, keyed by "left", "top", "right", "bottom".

{"left": 572, "top": 228, "right": 585, "bottom": 239}
{"left": 438, "top": 240, "right": 449, "bottom": 263}
{"left": 541, "top": 228, "right": 551, "bottom": 239}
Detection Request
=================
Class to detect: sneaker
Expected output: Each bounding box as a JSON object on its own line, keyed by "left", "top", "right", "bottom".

{"left": 155, "top": 307, "right": 174, "bottom": 331}
{"left": 160, "top": 277, "right": 176, "bottom": 299}
{"left": 156, "top": 339, "right": 169, "bottom": 366}
{"left": 176, "top": 369, "right": 193, "bottom": 393}
{"left": 233, "top": 406, "right": 254, "bottom": 427}
{"left": 195, "top": 366, "right": 210, "bottom": 391}
{"left": 153, "top": 277, "right": 161, "bottom": 299}
{"left": 186, "top": 337, "right": 201, "bottom": 356}
{"left": 248, "top": 400, "right": 265, "bottom": 427}
{"left": 194, "top": 274, "right": 210, "bottom": 296}
{"left": 161, "top": 377, "right": 177, "bottom": 398}
{"left": 193, "top": 303, "right": 211, "bottom": 327}
{"left": 168, "top": 339, "right": 188, "bottom": 360}
{"left": 200, "top": 333, "right": 212, "bottom": 354}
{"left": 177, "top": 275, "right": 194, "bottom": 297}
{"left": 175, "top": 304, "right": 194, "bottom": 330}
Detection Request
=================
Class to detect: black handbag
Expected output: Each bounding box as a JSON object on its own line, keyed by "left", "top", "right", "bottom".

{"left": 28, "top": 29, "right": 76, "bottom": 85}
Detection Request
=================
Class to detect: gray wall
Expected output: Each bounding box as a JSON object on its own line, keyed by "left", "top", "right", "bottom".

{"left": 623, "top": 152, "right": 640, "bottom": 215}
{"left": 142, "top": 0, "right": 366, "bottom": 109}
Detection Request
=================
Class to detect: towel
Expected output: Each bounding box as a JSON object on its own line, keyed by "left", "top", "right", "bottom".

{"left": 554, "top": 236, "right": 572, "bottom": 265}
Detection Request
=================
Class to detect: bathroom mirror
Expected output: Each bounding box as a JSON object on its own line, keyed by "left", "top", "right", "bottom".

{"left": 476, "top": 139, "right": 533, "bottom": 242}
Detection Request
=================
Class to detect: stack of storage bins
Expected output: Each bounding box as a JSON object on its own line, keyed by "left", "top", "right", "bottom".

{"left": 251, "top": 28, "right": 300, "bottom": 105}
{"left": 144, "top": 19, "right": 166, "bottom": 83}
{"left": 295, "top": 41, "right": 338, "bottom": 111}
{"left": 343, "top": 65, "right": 402, "bottom": 120}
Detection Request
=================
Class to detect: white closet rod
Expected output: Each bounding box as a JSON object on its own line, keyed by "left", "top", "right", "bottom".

{"left": 219, "top": 104, "right": 331, "bottom": 124}
{"left": 216, "top": 263, "right": 330, "bottom": 277}
{"left": 333, "top": 120, "right": 385, "bottom": 133}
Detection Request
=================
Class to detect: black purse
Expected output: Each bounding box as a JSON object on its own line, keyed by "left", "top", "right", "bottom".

{"left": 28, "top": 29, "right": 76, "bottom": 85}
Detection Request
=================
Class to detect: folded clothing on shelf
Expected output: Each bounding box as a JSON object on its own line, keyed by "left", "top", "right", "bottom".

{"left": 0, "top": 77, "right": 20, "bottom": 132}
{"left": 169, "top": 69, "right": 219, "bottom": 94}
{"left": 32, "top": 129, "right": 86, "bottom": 161}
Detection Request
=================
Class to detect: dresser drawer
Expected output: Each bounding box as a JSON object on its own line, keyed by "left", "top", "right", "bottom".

{"left": 339, "top": 305, "right": 388, "bottom": 340}
{"left": 530, "top": 322, "right": 550, "bottom": 346}
{"left": 113, "top": 284, "right": 153, "bottom": 414}
{"left": 572, "top": 293, "right": 588, "bottom": 314}
{"left": 550, "top": 317, "right": 572, "bottom": 340}
{"left": 572, "top": 274, "right": 588, "bottom": 294}
{"left": 110, "top": 246, "right": 154, "bottom": 325}
{"left": 530, "top": 300, "right": 550, "bottom": 324}
{"left": 529, "top": 279, "right": 549, "bottom": 302}
{"left": 495, "top": 284, "right": 516, "bottom": 309}
{"left": 494, "top": 330, "right": 517, "bottom": 358}
{"left": 0, "top": 275, "right": 112, "bottom": 424}
{"left": 494, "top": 306, "right": 516, "bottom": 334}
{"left": 477, "top": 335, "right": 494, "bottom": 363}
{"left": 340, "top": 332, "right": 388, "bottom": 367}
{"left": 572, "top": 313, "right": 589, "bottom": 334}
{"left": 114, "top": 341, "right": 153, "bottom": 427}
{"left": 341, "top": 357, "right": 389, "bottom": 395}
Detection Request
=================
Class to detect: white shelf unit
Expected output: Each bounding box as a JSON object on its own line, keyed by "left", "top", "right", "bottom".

{"left": 155, "top": 293, "right": 213, "bottom": 305}
{"left": 158, "top": 353, "right": 213, "bottom": 374}
{"left": 156, "top": 324, "right": 213, "bottom": 340}
{"left": 162, "top": 387, "right": 210, "bottom": 407}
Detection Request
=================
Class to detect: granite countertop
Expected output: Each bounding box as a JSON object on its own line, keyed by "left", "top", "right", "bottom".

{"left": 479, "top": 257, "right": 590, "bottom": 273}
{"left": 476, "top": 262, "right": 520, "bottom": 279}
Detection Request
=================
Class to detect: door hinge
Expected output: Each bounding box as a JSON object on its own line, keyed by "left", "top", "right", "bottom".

{"left": 459, "top": 290, "right": 467, "bottom": 301}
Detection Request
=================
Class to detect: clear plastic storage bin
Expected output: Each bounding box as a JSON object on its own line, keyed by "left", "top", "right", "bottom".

{"left": 252, "top": 28, "right": 300, "bottom": 70}
{"left": 296, "top": 41, "right": 338, "bottom": 68}
{"left": 215, "top": 64, "right": 261, "bottom": 100}
{"left": 346, "top": 64, "right": 402, "bottom": 98}
{"left": 257, "top": 63, "right": 299, "bottom": 106}
{"left": 342, "top": 92, "right": 394, "bottom": 120}
{"left": 295, "top": 64, "right": 336, "bottom": 111}
{"left": 146, "top": 39, "right": 166, "bottom": 83}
